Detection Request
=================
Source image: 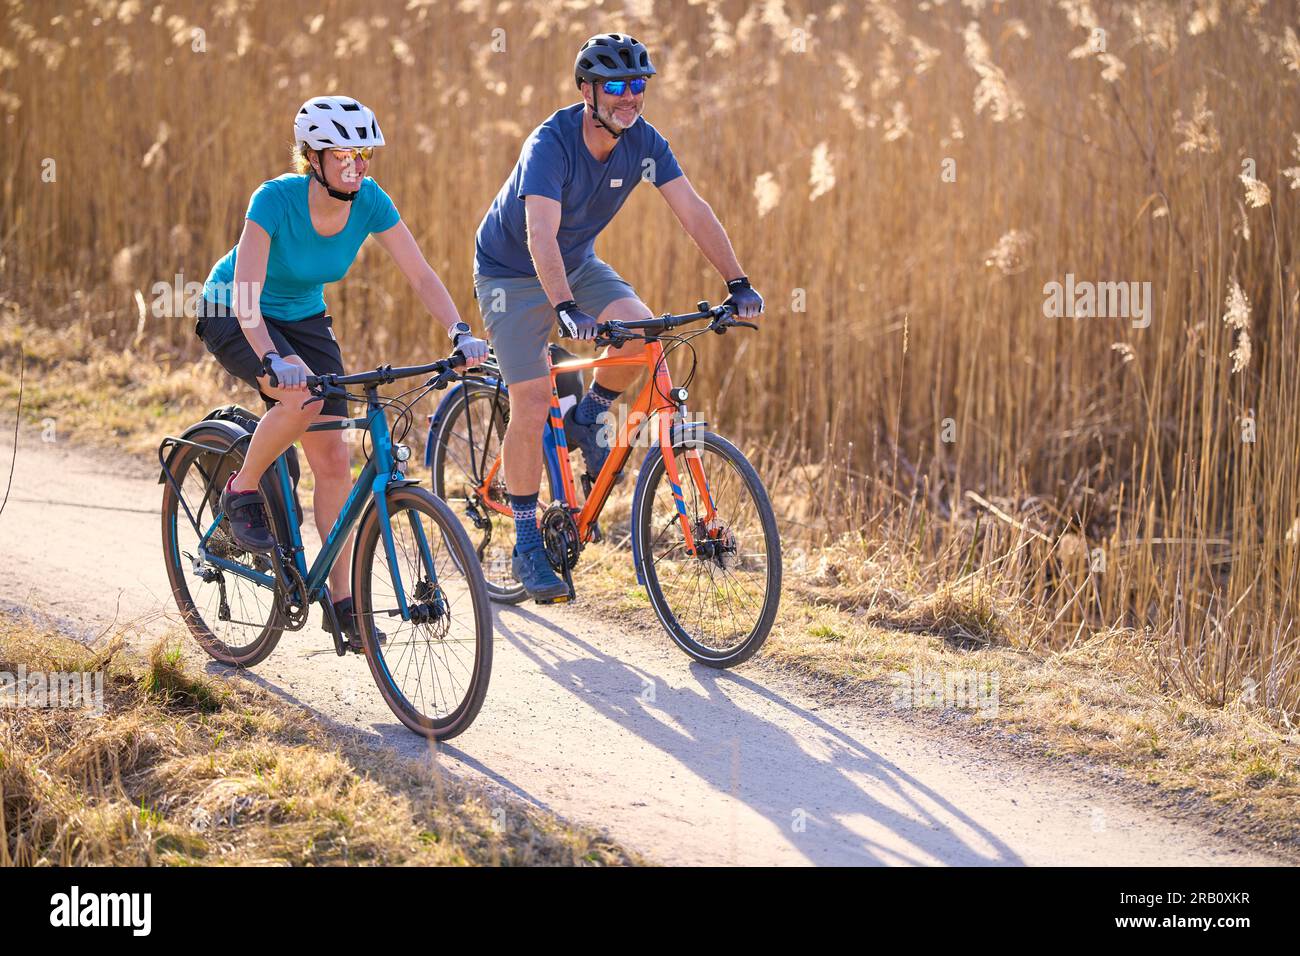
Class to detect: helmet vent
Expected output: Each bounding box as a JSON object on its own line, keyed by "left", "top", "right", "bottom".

{"left": 314, "top": 101, "right": 335, "bottom": 109}
{"left": 341, "top": 101, "right": 361, "bottom": 112}
{"left": 355, "top": 126, "right": 368, "bottom": 139}
{"left": 597, "top": 53, "right": 617, "bottom": 69}
{"left": 331, "top": 119, "right": 349, "bottom": 138}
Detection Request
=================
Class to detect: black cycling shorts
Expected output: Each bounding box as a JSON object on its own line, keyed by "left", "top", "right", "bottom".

{"left": 198, "top": 301, "right": 348, "bottom": 418}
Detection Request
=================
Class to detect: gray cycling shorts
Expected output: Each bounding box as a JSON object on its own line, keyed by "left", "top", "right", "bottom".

{"left": 473, "top": 257, "right": 638, "bottom": 384}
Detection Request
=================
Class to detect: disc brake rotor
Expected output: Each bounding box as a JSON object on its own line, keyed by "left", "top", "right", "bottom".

{"left": 694, "top": 517, "right": 739, "bottom": 570}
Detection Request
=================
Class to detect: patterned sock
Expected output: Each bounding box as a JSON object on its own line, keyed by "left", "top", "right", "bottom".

{"left": 510, "top": 492, "right": 542, "bottom": 553}
{"left": 574, "top": 382, "right": 621, "bottom": 426}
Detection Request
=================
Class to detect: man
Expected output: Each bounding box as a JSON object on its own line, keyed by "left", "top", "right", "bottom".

{"left": 473, "top": 32, "right": 764, "bottom": 602}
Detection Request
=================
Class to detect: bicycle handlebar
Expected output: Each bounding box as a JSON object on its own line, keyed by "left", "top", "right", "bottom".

{"left": 264, "top": 352, "right": 470, "bottom": 414}
{"left": 588, "top": 301, "right": 759, "bottom": 347}
{"left": 304, "top": 350, "right": 467, "bottom": 389}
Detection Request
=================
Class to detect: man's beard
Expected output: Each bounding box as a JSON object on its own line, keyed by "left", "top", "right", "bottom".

{"left": 598, "top": 100, "right": 640, "bottom": 131}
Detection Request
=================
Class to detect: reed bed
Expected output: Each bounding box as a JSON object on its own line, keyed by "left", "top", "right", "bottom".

{"left": 1, "top": 0, "right": 1298, "bottom": 717}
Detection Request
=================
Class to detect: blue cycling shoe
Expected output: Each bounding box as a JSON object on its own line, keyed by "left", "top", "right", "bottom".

{"left": 563, "top": 405, "right": 625, "bottom": 485}
{"left": 511, "top": 546, "right": 569, "bottom": 603}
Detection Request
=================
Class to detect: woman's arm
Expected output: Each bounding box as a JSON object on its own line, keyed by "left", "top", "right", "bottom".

{"left": 230, "top": 219, "right": 278, "bottom": 357}
{"left": 372, "top": 221, "right": 464, "bottom": 335}
{"left": 231, "top": 219, "right": 308, "bottom": 389}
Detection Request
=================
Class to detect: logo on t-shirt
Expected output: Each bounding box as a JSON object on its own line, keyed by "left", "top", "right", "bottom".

{"left": 609, "top": 178, "right": 623, "bottom": 188}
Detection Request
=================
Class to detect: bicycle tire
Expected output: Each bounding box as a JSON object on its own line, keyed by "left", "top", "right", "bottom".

{"left": 352, "top": 485, "right": 494, "bottom": 739}
{"left": 631, "top": 431, "right": 781, "bottom": 667}
{"left": 160, "top": 425, "right": 288, "bottom": 667}
{"left": 428, "top": 379, "right": 531, "bottom": 604}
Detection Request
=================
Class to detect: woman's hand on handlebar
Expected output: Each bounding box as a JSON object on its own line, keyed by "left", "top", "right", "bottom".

{"left": 261, "top": 351, "right": 308, "bottom": 390}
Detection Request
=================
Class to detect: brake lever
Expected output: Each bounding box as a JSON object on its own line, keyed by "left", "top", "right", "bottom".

{"left": 300, "top": 382, "right": 347, "bottom": 410}
{"left": 425, "top": 365, "right": 463, "bottom": 391}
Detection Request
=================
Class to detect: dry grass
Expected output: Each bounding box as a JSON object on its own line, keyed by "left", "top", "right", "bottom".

{"left": 1, "top": 0, "right": 1298, "bottom": 717}
{"left": 0, "top": 613, "right": 641, "bottom": 866}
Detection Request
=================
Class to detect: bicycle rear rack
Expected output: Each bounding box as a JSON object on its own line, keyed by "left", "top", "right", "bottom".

{"left": 158, "top": 433, "right": 251, "bottom": 542}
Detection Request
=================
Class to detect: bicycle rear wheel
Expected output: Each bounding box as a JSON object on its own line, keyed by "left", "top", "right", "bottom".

{"left": 160, "top": 427, "right": 286, "bottom": 667}
{"left": 352, "top": 486, "right": 493, "bottom": 740}
{"left": 429, "top": 380, "right": 542, "bottom": 604}
{"left": 631, "top": 431, "right": 781, "bottom": 667}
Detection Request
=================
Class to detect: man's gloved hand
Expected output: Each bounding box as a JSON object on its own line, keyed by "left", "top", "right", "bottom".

{"left": 555, "top": 299, "right": 598, "bottom": 341}
{"left": 261, "top": 351, "right": 307, "bottom": 389}
{"left": 723, "top": 276, "right": 764, "bottom": 319}
{"left": 453, "top": 331, "right": 490, "bottom": 366}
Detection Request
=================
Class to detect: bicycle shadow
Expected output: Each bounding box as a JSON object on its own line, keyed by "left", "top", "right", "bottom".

{"left": 482, "top": 603, "right": 1025, "bottom": 866}
{"left": 200, "top": 645, "right": 556, "bottom": 811}
{"left": 208, "top": 608, "right": 1025, "bottom": 864}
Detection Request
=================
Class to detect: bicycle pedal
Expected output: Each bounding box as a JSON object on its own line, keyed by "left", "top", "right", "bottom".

{"left": 535, "top": 593, "right": 571, "bottom": 605}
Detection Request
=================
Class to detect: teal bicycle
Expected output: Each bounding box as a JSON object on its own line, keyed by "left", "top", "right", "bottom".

{"left": 158, "top": 355, "right": 492, "bottom": 740}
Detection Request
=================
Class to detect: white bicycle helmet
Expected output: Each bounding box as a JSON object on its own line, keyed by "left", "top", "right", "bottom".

{"left": 294, "top": 95, "right": 385, "bottom": 149}
{"left": 294, "top": 96, "right": 385, "bottom": 201}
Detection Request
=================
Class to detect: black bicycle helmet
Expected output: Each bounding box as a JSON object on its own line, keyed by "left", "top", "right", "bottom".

{"left": 574, "top": 33, "right": 657, "bottom": 86}
{"left": 574, "top": 33, "right": 657, "bottom": 139}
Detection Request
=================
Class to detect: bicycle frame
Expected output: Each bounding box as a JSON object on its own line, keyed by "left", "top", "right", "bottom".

{"left": 177, "top": 398, "right": 433, "bottom": 622}
{"left": 470, "top": 339, "right": 719, "bottom": 555}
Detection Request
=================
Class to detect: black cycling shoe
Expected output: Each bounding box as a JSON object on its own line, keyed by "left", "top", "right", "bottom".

{"left": 563, "top": 405, "right": 624, "bottom": 486}
{"left": 511, "top": 546, "right": 570, "bottom": 603}
{"left": 328, "top": 596, "right": 386, "bottom": 653}
{"left": 219, "top": 474, "right": 276, "bottom": 553}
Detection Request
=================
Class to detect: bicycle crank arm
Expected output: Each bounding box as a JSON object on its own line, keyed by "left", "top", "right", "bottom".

{"left": 318, "top": 589, "right": 349, "bottom": 657}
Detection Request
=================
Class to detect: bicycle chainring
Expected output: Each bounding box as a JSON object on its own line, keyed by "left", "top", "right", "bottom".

{"left": 540, "top": 504, "right": 582, "bottom": 574}
{"left": 274, "top": 551, "right": 309, "bottom": 630}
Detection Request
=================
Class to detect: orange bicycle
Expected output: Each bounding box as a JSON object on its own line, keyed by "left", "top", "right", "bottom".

{"left": 425, "top": 301, "right": 781, "bottom": 667}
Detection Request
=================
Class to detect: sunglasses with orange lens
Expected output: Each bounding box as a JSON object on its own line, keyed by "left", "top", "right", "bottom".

{"left": 330, "top": 147, "right": 375, "bottom": 162}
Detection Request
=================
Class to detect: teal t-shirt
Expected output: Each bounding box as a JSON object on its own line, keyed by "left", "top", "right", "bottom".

{"left": 203, "top": 174, "right": 400, "bottom": 321}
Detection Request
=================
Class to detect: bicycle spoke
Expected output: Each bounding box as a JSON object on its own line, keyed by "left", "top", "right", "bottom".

{"left": 169, "top": 447, "right": 277, "bottom": 658}
{"left": 366, "top": 499, "right": 482, "bottom": 724}
{"left": 641, "top": 440, "right": 776, "bottom": 656}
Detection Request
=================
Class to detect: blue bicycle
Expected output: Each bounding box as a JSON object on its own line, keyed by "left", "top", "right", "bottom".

{"left": 159, "top": 355, "right": 493, "bottom": 740}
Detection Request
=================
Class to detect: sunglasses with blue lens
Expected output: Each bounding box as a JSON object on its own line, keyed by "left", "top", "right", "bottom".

{"left": 600, "top": 77, "right": 648, "bottom": 96}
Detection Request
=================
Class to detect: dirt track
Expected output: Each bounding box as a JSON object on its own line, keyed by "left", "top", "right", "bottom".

{"left": 0, "top": 435, "right": 1287, "bottom": 866}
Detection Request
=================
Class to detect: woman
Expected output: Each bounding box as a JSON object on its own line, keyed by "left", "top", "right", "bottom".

{"left": 198, "top": 95, "right": 488, "bottom": 645}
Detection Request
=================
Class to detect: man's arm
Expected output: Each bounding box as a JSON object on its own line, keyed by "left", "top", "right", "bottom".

{"left": 658, "top": 176, "right": 746, "bottom": 282}
{"left": 524, "top": 195, "right": 573, "bottom": 306}
{"left": 525, "top": 195, "right": 598, "bottom": 339}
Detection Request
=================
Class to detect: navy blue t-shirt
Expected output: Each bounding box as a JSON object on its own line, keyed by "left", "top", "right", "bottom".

{"left": 474, "top": 103, "right": 684, "bottom": 278}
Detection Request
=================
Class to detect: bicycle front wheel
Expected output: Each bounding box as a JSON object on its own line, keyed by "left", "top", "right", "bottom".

{"left": 631, "top": 431, "right": 781, "bottom": 668}
{"left": 353, "top": 486, "right": 493, "bottom": 740}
